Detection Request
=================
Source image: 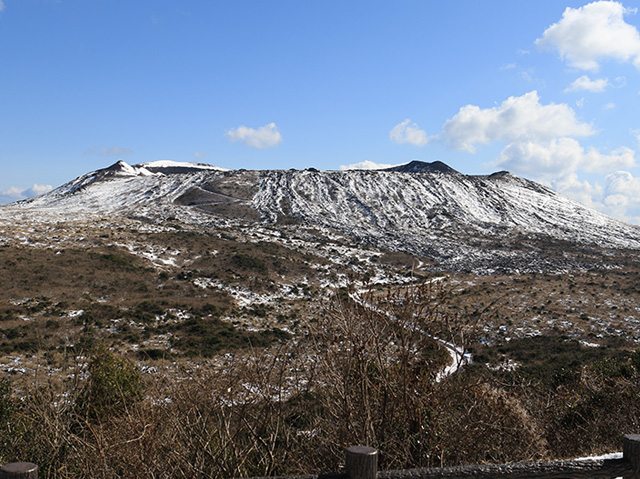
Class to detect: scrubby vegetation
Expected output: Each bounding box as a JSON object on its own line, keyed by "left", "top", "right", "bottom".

{"left": 1, "top": 218, "right": 640, "bottom": 478}
{"left": 0, "top": 281, "right": 639, "bottom": 478}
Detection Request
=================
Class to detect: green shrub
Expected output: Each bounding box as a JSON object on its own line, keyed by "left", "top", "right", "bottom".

{"left": 232, "top": 254, "right": 267, "bottom": 273}
{"left": 0, "top": 379, "right": 15, "bottom": 463}
{"left": 127, "top": 301, "right": 165, "bottom": 323}
{"left": 172, "top": 317, "right": 289, "bottom": 357}
{"left": 137, "top": 348, "right": 172, "bottom": 360}
{"left": 0, "top": 378, "right": 13, "bottom": 426}
{"left": 95, "top": 252, "right": 136, "bottom": 269}
{"left": 592, "top": 356, "right": 634, "bottom": 379}
{"left": 77, "top": 346, "right": 143, "bottom": 421}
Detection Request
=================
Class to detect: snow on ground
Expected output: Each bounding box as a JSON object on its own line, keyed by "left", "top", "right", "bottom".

{"left": 435, "top": 338, "right": 473, "bottom": 382}
{"left": 193, "top": 277, "right": 305, "bottom": 307}
{"left": 113, "top": 241, "right": 183, "bottom": 268}
{"left": 4, "top": 162, "right": 640, "bottom": 275}
{"left": 140, "top": 160, "right": 230, "bottom": 171}
{"left": 348, "top": 287, "right": 472, "bottom": 382}
{"left": 575, "top": 452, "right": 623, "bottom": 461}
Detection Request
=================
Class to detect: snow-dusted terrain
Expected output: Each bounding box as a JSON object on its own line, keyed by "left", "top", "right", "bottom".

{"left": 3, "top": 159, "right": 639, "bottom": 273}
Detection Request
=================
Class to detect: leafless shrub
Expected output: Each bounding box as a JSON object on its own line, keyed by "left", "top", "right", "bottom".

{"left": 432, "top": 375, "right": 548, "bottom": 466}
{"left": 544, "top": 363, "right": 640, "bottom": 458}
{"left": 5, "top": 279, "right": 640, "bottom": 477}
{"left": 303, "top": 279, "right": 473, "bottom": 470}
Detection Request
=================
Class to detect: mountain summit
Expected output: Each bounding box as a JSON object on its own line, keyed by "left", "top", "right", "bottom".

{"left": 6, "top": 160, "right": 640, "bottom": 273}
{"left": 387, "top": 160, "right": 459, "bottom": 174}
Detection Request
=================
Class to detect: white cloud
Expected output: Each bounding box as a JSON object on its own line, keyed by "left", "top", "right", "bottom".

{"left": 194, "top": 151, "right": 206, "bottom": 158}
{"left": 339, "top": 160, "right": 400, "bottom": 171}
{"left": 603, "top": 102, "right": 616, "bottom": 110}
{"left": 583, "top": 145, "right": 634, "bottom": 171}
{"left": 0, "top": 184, "right": 53, "bottom": 204}
{"left": 225, "top": 122, "right": 283, "bottom": 149}
{"left": 389, "top": 119, "right": 429, "bottom": 147}
{"left": 554, "top": 174, "right": 604, "bottom": 210}
{"left": 547, "top": 171, "right": 640, "bottom": 224}
{"left": 496, "top": 146, "right": 639, "bottom": 224}
{"left": 605, "top": 170, "right": 640, "bottom": 197}
{"left": 536, "top": 1, "right": 640, "bottom": 71}
{"left": 443, "top": 91, "right": 594, "bottom": 152}
{"left": 564, "top": 75, "right": 610, "bottom": 92}
{"left": 26, "top": 184, "right": 54, "bottom": 196}
{"left": 0, "top": 1, "right": 5, "bottom": 12}
{"left": 442, "top": 90, "right": 636, "bottom": 222}
{"left": 496, "top": 138, "right": 585, "bottom": 179}
{"left": 0, "top": 186, "right": 25, "bottom": 199}
{"left": 102, "top": 146, "right": 133, "bottom": 155}
{"left": 602, "top": 170, "right": 640, "bottom": 223}
{"left": 496, "top": 138, "right": 635, "bottom": 178}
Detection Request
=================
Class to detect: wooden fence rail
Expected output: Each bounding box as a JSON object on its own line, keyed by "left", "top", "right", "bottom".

{"left": 246, "top": 435, "right": 640, "bottom": 479}
{"left": 2, "top": 435, "right": 639, "bottom": 479}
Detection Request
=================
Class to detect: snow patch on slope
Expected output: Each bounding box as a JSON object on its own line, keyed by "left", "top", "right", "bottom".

{"left": 139, "top": 160, "right": 229, "bottom": 171}
{"left": 3, "top": 160, "right": 640, "bottom": 273}
{"left": 108, "top": 160, "right": 156, "bottom": 177}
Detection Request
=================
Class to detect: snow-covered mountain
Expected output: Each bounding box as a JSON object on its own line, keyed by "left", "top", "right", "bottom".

{"left": 5, "top": 160, "right": 640, "bottom": 273}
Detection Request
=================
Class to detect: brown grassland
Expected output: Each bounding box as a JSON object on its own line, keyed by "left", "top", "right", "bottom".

{"left": 0, "top": 224, "right": 640, "bottom": 478}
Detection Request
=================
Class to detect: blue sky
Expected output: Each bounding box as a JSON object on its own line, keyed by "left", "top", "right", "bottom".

{"left": 2, "top": 1, "right": 640, "bottom": 224}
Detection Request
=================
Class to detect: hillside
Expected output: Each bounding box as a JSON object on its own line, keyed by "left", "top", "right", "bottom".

{"left": 6, "top": 159, "right": 640, "bottom": 273}
{"left": 1, "top": 160, "right": 640, "bottom": 477}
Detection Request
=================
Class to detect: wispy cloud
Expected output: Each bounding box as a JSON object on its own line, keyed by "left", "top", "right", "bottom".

{"left": 194, "top": 151, "right": 206, "bottom": 158}
{"left": 614, "top": 76, "right": 627, "bottom": 88}
{"left": 226, "top": 122, "right": 283, "bottom": 149}
{"left": 564, "top": 75, "right": 609, "bottom": 93}
{"left": 0, "top": 1, "right": 5, "bottom": 13}
{"left": 389, "top": 119, "right": 428, "bottom": 147}
{"left": 101, "top": 146, "right": 133, "bottom": 155}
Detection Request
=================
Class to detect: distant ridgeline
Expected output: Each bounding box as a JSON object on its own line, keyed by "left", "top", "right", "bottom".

{"left": 7, "top": 159, "right": 640, "bottom": 273}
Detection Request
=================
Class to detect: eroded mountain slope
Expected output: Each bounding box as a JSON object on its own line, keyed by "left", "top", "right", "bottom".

{"left": 4, "top": 160, "right": 640, "bottom": 273}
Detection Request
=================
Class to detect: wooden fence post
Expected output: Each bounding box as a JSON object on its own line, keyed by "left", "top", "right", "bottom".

{"left": 346, "top": 446, "right": 378, "bottom": 479}
{"left": 0, "top": 463, "right": 38, "bottom": 479}
{"left": 624, "top": 434, "right": 640, "bottom": 479}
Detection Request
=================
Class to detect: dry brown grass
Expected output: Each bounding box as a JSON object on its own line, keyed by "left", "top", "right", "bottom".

{"left": 1, "top": 305, "right": 640, "bottom": 477}
{"left": 2, "top": 228, "right": 640, "bottom": 477}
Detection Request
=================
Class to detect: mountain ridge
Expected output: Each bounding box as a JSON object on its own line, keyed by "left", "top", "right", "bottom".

{"left": 4, "top": 160, "right": 640, "bottom": 273}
